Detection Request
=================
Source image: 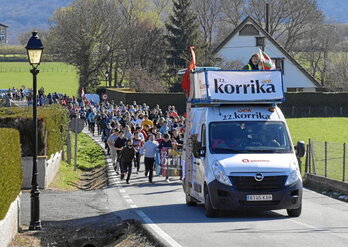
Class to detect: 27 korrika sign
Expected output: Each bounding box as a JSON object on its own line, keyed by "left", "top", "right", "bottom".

{"left": 206, "top": 70, "right": 283, "bottom": 102}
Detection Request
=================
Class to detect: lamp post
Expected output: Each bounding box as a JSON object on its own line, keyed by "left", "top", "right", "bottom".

{"left": 25, "top": 31, "right": 43, "bottom": 230}
{"left": 105, "top": 70, "right": 109, "bottom": 87}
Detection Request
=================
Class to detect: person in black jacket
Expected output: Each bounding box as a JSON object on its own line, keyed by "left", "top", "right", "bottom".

{"left": 120, "top": 139, "right": 136, "bottom": 184}
{"left": 114, "top": 131, "right": 127, "bottom": 178}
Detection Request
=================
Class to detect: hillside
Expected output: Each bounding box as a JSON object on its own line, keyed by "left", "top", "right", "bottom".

{"left": 0, "top": 0, "right": 73, "bottom": 44}
{"left": 0, "top": 0, "right": 347, "bottom": 45}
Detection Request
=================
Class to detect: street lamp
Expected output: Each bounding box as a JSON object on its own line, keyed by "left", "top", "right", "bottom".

{"left": 105, "top": 70, "right": 109, "bottom": 87}
{"left": 25, "top": 31, "right": 43, "bottom": 230}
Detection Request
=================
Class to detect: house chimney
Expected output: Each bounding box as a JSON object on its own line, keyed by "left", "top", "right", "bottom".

{"left": 265, "top": 3, "right": 270, "bottom": 33}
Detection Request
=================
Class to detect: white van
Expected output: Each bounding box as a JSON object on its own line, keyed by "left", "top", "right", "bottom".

{"left": 182, "top": 68, "right": 304, "bottom": 217}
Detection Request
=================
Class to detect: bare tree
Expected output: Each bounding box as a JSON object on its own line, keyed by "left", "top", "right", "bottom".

{"left": 192, "top": 0, "right": 221, "bottom": 49}
{"left": 246, "top": 0, "right": 324, "bottom": 50}
{"left": 214, "top": 0, "right": 244, "bottom": 47}
{"left": 128, "top": 65, "right": 168, "bottom": 92}
{"left": 297, "top": 24, "right": 340, "bottom": 87}
{"left": 47, "top": 0, "right": 123, "bottom": 93}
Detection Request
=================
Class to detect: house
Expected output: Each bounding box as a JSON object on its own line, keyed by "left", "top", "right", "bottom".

{"left": 0, "top": 23, "right": 8, "bottom": 44}
{"left": 212, "top": 16, "right": 321, "bottom": 92}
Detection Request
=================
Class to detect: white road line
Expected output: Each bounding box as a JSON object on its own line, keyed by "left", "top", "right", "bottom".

{"left": 288, "top": 219, "right": 348, "bottom": 240}
{"left": 90, "top": 133, "right": 182, "bottom": 247}
{"left": 125, "top": 199, "right": 134, "bottom": 204}
{"left": 136, "top": 209, "right": 182, "bottom": 247}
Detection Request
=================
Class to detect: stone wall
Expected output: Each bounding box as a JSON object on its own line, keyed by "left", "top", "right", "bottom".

{"left": 0, "top": 195, "right": 20, "bottom": 247}
{"left": 22, "top": 151, "right": 62, "bottom": 189}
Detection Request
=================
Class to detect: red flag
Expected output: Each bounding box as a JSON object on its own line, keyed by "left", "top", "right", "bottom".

{"left": 181, "top": 46, "right": 196, "bottom": 96}
{"left": 258, "top": 48, "right": 276, "bottom": 70}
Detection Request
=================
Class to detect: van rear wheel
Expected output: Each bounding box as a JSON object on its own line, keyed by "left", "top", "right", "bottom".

{"left": 287, "top": 205, "right": 302, "bottom": 217}
{"left": 186, "top": 193, "right": 197, "bottom": 206}
{"left": 205, "top": 191, "right": 218, "bottom": 217}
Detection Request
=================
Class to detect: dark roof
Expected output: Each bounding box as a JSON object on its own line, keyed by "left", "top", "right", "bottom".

{"left": 0, "top": 23, "right": 8, "bottom": 28}
{"left": 212, "top": 16, "right": 321, "bottom": 88}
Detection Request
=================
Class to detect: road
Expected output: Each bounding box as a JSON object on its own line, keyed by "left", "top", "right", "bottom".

{"left": 87, "top": 132, "right": 348, "bottom": 247}
{"left": 106, "top": 173, "right": 348, "bottom": 247}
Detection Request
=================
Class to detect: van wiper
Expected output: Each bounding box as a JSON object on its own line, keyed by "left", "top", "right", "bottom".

{"left": 213, "top": 147, "right": 245, "bottom": 153}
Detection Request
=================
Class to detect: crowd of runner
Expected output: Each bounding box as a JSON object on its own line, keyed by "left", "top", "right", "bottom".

{"left": 67, "top": 97, "right": 185, "bottom": 184}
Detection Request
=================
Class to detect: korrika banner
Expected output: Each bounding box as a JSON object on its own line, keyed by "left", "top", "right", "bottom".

{"left": 206, "top": 71, "right": 283, "bottom": 102}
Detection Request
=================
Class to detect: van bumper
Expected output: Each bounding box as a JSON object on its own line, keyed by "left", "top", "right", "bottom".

{"left": 207, "top": 179, "right": 302, "bottom": 211}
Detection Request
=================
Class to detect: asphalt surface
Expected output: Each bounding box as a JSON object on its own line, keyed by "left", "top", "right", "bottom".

{"left": 20, "top": 130, "right": 348, "bottom": 247}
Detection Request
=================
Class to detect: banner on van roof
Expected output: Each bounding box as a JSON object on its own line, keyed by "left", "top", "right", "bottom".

{"left": 189, "top": 70, "right": 284, "bottom": 103}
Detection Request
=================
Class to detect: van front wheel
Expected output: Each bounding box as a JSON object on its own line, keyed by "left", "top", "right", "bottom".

{"left": 205, "top": 191, "right": 218, "bottom": 217}
{"left": 287, "top": 205, "right": 302, "bottom": 217}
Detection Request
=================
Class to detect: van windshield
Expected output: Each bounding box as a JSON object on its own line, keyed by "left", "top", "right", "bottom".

{"left": 209, "top": 121, "right": 292, "bottom": 154}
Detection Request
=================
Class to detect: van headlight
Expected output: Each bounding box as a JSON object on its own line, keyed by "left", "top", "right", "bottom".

{"left": 212, "top": 161, "right": 232, "bottom": 186}
{"left": 285, "top": 168, "right": 301, "bottom": 186}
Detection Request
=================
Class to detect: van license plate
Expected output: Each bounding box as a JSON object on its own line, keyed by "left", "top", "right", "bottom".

{"left": 246, "top": 195, "right": 272, "bottom": 201}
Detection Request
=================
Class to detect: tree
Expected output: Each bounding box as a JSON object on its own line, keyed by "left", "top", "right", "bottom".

{"left": 47, "top": 0, "right": 123, "bottom": 94}
{"left": 246, "top": 0, "right": 324, "bottom": 50}
{"left": 192, "top": 0, "right": 221, "bottom": 64}
{"left": 215, "top": 0, "right": 244, "bottom": 44}
{"left": 297, "top": 24, "right": 340, "bottom": 86}
{"left": 165, "top": 0, "right": 200, "bottom": 77}
{"left": 106, "top": 0, "right": 169, "bottom": 88}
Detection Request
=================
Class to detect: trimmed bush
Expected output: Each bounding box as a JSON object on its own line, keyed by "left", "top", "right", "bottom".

{"left": 0, "top": 128, "right": 22, "bottom": 220}
{"left": 0, "top": 105, "right": 69, "bottom": 157}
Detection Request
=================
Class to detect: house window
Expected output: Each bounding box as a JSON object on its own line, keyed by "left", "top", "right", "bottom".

{"left": 272, "top": 58, "right": 284, "bottom": 73}
{"left": 239, "top": 24, "right": 259, "bottom": 36}
{"left": 287, "top": 88, "right": 304, "bottom": 93}
{"left": 0, "top": 35, "right": 4, "bottom": 41}
{"left": 256, "top": 37, "right": 265, "bottom": 47}
{"left": 0, "top": 27, "right": 4, "bottom": 34}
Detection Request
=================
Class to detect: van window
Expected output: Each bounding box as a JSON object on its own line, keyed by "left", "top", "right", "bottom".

{"left": 201, "top": 124, "right": 206, "bottom": 148}
{"left": 209, "top": 121, "right": 292, "bottom": 154}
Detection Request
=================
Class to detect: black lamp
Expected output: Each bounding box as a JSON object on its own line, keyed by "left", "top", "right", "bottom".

{"left": 25, "top": 31, "right": 43, "bottom": 230}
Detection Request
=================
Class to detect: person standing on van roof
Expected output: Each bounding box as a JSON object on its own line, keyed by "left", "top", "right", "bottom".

{"left": 242, "top": 53, "right": 261, "bottom": 70}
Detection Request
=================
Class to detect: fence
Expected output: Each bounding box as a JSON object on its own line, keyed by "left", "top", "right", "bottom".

{"left": 0, "top": 67, "right": 76, "bottom": 73}
{"left": 280, "top": 106, "right": 348, "bottom": 117}
{"left": 305, "top": 139, "right": 347, "bottom": 182}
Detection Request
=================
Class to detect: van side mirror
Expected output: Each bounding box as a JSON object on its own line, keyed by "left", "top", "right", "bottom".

{"left": 192, "top": 141, "right": 201, "bottom": 158}
{"left": 199, "top": 147, "right": 206, "bottom": 157}
{"left": 295, "top": 141, "right": 305, "bottom": 158}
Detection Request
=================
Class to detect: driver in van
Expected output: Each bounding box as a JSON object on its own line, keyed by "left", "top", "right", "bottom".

{"left": 261, "top": 131, "right": 281, "bottom": 147}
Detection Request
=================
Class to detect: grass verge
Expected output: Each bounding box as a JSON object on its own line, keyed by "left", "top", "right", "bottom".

{"left": 49, "top": 132, "right": 105, "bottom": 190}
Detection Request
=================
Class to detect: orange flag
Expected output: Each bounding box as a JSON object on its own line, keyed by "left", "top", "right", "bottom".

{"left": 181, "top": 46, "right": 196, "bottom": 96}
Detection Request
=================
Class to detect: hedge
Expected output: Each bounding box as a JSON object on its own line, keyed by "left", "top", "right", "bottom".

{"left": 0, "top": 105, "right": 69, "bottom": 157}
{"left": 0, "top": 128, "right": 22, "bottom": 220}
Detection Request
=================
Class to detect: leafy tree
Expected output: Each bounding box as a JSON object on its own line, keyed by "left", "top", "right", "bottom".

{"left": 165, "top": 0, "right": 200, "bottom": 78}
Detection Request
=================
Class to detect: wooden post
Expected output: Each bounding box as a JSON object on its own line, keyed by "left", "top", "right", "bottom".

{"left": 343, "top": 143, "right": 346, "bottom": 182}
{"left": 305, "top": 144, "right": 309, "bottom": 173}
{"left": 67, "top": 131, "right": 71, "bottom": 165}
{"left": 324, "top": 141, "right": 328, "bottom": 178}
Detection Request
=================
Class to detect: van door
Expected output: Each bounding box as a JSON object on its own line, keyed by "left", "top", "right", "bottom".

{"left": 192, "top": 124, "right": 206, "bottom": 202}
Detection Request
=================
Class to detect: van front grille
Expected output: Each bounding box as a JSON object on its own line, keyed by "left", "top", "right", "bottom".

{"left": 230, "top": 175, "right": 287, "bottom": 191}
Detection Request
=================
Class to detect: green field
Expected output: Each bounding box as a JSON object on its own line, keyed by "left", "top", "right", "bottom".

{"left": 0, "top": 62, "right": 79, "bottom": 96}
{"left": 287, "top": 117, "right": 348, "bottom": 144}
{"left": 287, "top": 117, "right": 348, "bottom": 181}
